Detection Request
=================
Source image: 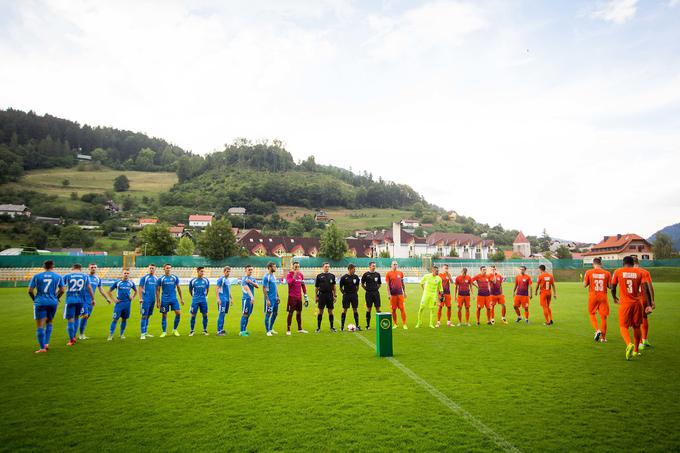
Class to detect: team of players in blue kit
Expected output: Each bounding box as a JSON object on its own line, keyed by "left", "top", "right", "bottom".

{"left": 27, "top": 259, "right": 293, "bottom": 352}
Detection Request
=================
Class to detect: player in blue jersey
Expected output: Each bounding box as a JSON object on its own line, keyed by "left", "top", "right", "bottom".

{"left": 189, "top": 266, "right": 210, "bottom": 336}
{"left": 156, "top": 263, "right": 184, "bottom": 337}
{"left": 61, "top": 264, "right": 94, "bottom": 346}
{"left": 215, "top": 266, "right": 233, "bottom": 336}
{"left": 78, "top": 263, "right": 109, "bottom": 340}
{"left": 107, "top": 268, "right": 137, "bottom": 340}
{"left": 239, "top": 265, "right": 259, "bottom": 337}
{"left": 262, "top": 262, "right": 280, "bottom": 336}
{"left": 138, "top": 263, "right": 159, "bottom": 340}
{"left": 28, "top": 260, "right": 64, "bottom": 353}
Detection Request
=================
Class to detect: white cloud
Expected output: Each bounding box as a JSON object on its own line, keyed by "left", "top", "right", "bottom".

{"left": 364, "top": 1, "right": 487, "bottom": 60}
{"left": 589, "top": 0, "right": 638, "bottom": 24}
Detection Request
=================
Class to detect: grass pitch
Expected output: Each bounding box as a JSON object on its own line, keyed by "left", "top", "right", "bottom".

{"left": 1, "top": 283, "right": 679, "bottom": 452}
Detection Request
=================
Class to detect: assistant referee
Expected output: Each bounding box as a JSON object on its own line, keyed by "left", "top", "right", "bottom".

{"left": 361, "top": 261, "right": 382, "bottom": 329}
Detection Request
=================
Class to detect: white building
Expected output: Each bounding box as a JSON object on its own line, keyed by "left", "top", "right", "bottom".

{"left": 189, "top": 214, "right": 213, "bottom": 228}
{"left": 227, "top": 207, "right": 246, "bottom": 216}
{"left": 512, "top": 231, "right": 531, "bottom": 258}
{"left": 0, "top": 204, "right": 31, "bottom": 218}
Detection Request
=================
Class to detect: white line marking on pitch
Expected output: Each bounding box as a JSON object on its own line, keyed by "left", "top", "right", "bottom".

{"left": 355, "top": 333, "right": 521, "bottom": 453}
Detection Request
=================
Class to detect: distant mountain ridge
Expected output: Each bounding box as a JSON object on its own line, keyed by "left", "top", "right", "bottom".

{"left": 649, "top": 222, "right": 680, "bottom": 250}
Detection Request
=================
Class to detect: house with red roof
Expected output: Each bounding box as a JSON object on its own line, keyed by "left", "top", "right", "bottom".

{"left": 512, "top": 231, "right": 531, "bottom": 258}
{"left": 188, "top": 214, "right": 213, "bottom": 228}
{"left": 581, "top": 234, "right": 653, "bottom": 263}
{"left": 138, "top": 218, "right": 158, "bottom": 228}
{"left": 236, "top": 229, "right": 374, "bottom": 258}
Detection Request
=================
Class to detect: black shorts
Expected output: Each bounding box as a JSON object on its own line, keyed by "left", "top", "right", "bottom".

{"left": 342, "top": 293, "right": 359, "bottom": 310}
{"left": 365, "top": 291, "right": 381, "bottom": 309}
{"left": 318, "top": 293, "right": 334, "bottom": 310}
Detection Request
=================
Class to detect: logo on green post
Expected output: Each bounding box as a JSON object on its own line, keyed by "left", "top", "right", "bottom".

{"left": 380, "top": 318, "right": 391, "bottom": 330}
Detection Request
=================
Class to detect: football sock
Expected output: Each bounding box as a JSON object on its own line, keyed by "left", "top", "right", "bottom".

{"left": 329, "top": 314, "right": 334, "bottom": 329}
{"left": 620, "top": 326, "right": 631, "bottom": 345}
{"left": 366, "top": 311, "right": 371, "bottom": 327}
{"left": 286, "top": 311, "right": 293, "bottom": 330}
{"left": 296, "top": 311, "right": 302, "bottom": 330}
{"left": 162, "top": 317, "right": 167, "bottom": 332}
{"left": 400, "top": 309, "right": 407, "bottom": 324}
{"left": 317, "top": 313, "right": 323, "bottom": 329}
{"left": 110, "top": 319, "right": 117, "bottom": 335}
{"left": 476, "top": 309, "right": 481, "bottom": 323}
{"left": 217, "top": 312, "right": 225, "bottom": 332}
{"left": 589, "top": 314, "right": 599, "bottom": 331}
{"left": 543, "top": 307, "right": 550, "bottom": 323}
{"left": 633, "top": 326, "right": 642, "bottom": 352}
{"left": 264, "top": 312, "right": 271, "bottom": 331}
{"left": 202, "top": 315, "right": 208, "bottom": 331}
{"left": 190, "top": 316, "right": 197, "bottom": 331}
{"left": 67, "top": 321, "right": 75, "bottom": 340}
{"left": 36, "top": 327, "right": 45, "bottom": 349}
{"left": 642, "top": 318, "right": 649, "bottom": 339}
{"left": 270, "top": 309, "right": 278, "bottom": 329}
{"left": 341, "top": 312, "right": 346, "bottom": 330}
{"left": 173, "top": 314, "right": 180, "bottom": 330}
{"left": 524, "top": 309, "right": 529, "bottom": 320}
{"left": 457, "top": 309, "right": 462, "bottom": 323}
{"left": 465, "top": 309, "right": 470, "bottom": 323}
{"left": 486, "top": 307, "right": 492, "bottom": 322}
{"left": 446, "top": 307, "right": 451, "bottom": 321}
{"left": 73, "top": 318, "right": 80, "bottom": 336}
{"left": 429, "top": 307, "right": 436, "bottom": 326}
{"left": 391, "top": 309, "right": 397, "bottom": 324}
{"left": 120, "top": 320, "right": 127, "bottom": 335}
{"left": 79, "top": 317, "right": 88, "bottom": 334}
{"left": 514, "top": 307, "right": 521, "bottom": 317}
{"left": 417, "top": 305, "right": 425, "bottom": 325}
{"left": 437, "top": 307, "right": 443, "bottom": 321}
{"left": 601, "top": 317, "right": 607, "bottom": 338}
{"left": 501, "top": 305, "right": 506, "bottom": 318}
{"left": 353, "top": 311, "right": 359, "bottom": 326}
{"left": 45, "top": 323, "right": 53, "bottom": 344}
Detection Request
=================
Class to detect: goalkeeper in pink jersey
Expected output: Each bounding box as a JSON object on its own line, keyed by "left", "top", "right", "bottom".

{"left": 285, "top": 261, "right": 309, "bottom": 335}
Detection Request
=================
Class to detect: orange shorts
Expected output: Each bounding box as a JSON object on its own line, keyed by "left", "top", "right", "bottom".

{"left": 439, "top": 294, "right": 451, "bottom": 307}
{"left": 477, "top": 296, "right": 490, "bottom": 309}
{"left": 457, "top": 296, "right": 470, "bottom": 308}
{"left": 619, "top": 302, "right": 643, "bottom": 328}
{"left": 513, "top": 295, "right": 530, "bottom": 308}
{"left": 491, "top": 295, "right": 505, "bottom": 305}
{"left": 588, "top": 294, "right": 609, "bottom": 317}
{"left": 539, "top": 293, "right": 552, "bottom": 307}
{"left": 390, "top": 295, "right": 405, "bottom": 311}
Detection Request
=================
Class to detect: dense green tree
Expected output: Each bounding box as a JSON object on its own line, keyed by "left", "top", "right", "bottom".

{"left": 60, "top": 225, "right": 94, "bottom": 248}
{"left": 653, "top": 233, "right": 675, "bottom": 259}
{"left": 555, "top": 245, "right": 572, "bottom": 259}
{"left": 197, "top": 219, "right": 237, "bottom": 260}
{"left": 135, "top": 147, "right": 156, "bottom": 171}
{"left": 319, "top": 223, "right": 348, "bottom": 261}
{"left": 176, "top": 236, "right": 195, "bottom": 256}
{"left": 26, "top": 227, "right": 48, "bottom": 249}
{"left": 490, "top": 249, "right": 506, "bottom": 261}
{"left": 139, "top": 224, "right": 176, "bottom": 255}
{"left": 113, "top": 174, "right": 130, "bottom": 192}
{"left": 538, "top": 229, "right": 551, "bottom": 252}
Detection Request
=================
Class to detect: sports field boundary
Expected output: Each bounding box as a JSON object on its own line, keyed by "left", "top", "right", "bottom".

{"left": 354, "top": 333, "right": 522, "bottom": 453}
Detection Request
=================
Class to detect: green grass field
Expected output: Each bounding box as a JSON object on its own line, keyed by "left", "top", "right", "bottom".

{"left": 6, "top": 167, "right": 177, "bottom": 201}
{"left": 1, "top": 283, "right": 679, "bottom": 452}
{"left": 277, "top": 206, "right": 416, "bottom": 231}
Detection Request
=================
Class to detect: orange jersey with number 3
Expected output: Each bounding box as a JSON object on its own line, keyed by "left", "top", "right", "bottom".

{"left": 612, "top": 268, "right": 644, "bottom": 305}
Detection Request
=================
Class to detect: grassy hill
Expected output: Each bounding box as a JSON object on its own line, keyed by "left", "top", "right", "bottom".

{"left": 277, "top": 206, "right": 416, "bottom": 232}
{"left": 5, "top": 167, "right": 177, "bottom": 202}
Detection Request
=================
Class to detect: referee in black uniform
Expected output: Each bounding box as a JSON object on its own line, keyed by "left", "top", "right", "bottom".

{"left": 361, "top": 261, "right": 382, "bottom": 329}
{"left": 315, "top": 262, "right": 337, "bottom": 332}
{"left": 339, "top": 264, "right": 362, "bottom": 331}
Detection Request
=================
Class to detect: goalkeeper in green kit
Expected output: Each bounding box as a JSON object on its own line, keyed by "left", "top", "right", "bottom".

{"left": 416, "top": 266, "right": 443, "bottom": 328}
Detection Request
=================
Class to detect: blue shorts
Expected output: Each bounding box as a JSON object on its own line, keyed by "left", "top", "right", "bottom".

{"left": 190, "top": 301, "right": 208, "bottom": 315}
{"left": 242, "top": 299, "right": 253, "bottom": 315}
{"left": 264, "top": 300, "right": 279, "bottom": 313}
{"left": 64, "top": 303, "right": 83, "bottom": 320}
{"left": 141, "top": 302, "right": 155, "bottom": 317}
{"left": 34, "top": 304, "right": 57, "bottom": 321}
{"left": 113, "top": 303, "right": 131, "bottom": 320}
{"left": 218, "top": 298, "right": 230, "bottom": 313}
{"left": 160, "top": 300, "right": 181, "bottom": 313}
{"left": 81, "top": 302, "right": 94, "bottom": 317}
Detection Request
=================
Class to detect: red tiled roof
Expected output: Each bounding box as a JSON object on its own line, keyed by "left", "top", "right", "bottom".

{"left": 236, "top": 231, "right": 374, "bottom": 257}
{"left": 425, "top": 232, "right": 490, "bottom": 247}
{"left": 582, "top": 234, "right": 651, "bottom": 256}
{"left": 189, "top": 215, "right": 213, "bottom": 222}
{"left": 168, "top": 226, "right": 184, "bottom": 234}
{"left": 139, "top": 218, "right": 157, "bottom": 224}
{"left": 514, "top": 231, "right": 529, "bottom": 244}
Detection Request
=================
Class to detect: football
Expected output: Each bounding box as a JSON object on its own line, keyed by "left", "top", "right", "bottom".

{"left": 347, "top": 324, "right": 357, "bottom": 332}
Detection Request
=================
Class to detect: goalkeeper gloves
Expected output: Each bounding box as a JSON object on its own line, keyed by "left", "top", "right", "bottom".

{"left": 304, "top": 293, "right": 309, "bottom": 307}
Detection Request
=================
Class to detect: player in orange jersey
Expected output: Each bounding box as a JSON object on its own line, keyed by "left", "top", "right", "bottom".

{"left": 454, "top": 268, "right": 474, "bottom": 326}
{"left": 633, "top": 256, "right": 655, "bottom": 349}
{"left": 472, "top": 266, "right": 492, "bottom": 325}
{"left": 611, "top": 256, "right": 652, "bottom": 360}
{"left": 535, "top": 264, "right": 556, "bottom": 325}
{"left": 489, "top": 265, "right": 507, "bottom": 324}
{"left": 436, "top": 264, "right": 454, "bottom": 327}
{"left": 583, "top": 258, "right": 611, "bottom": 342}
{"left": 512, "top": 266, "right": 532, "bottom": 323}
{"left": 385, "top": 261, "right": 408, "bottom": 329}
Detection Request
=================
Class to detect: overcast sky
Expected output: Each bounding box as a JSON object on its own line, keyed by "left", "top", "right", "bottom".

{"left": 1, "top": 0, "right": 679, "bottom": 242}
